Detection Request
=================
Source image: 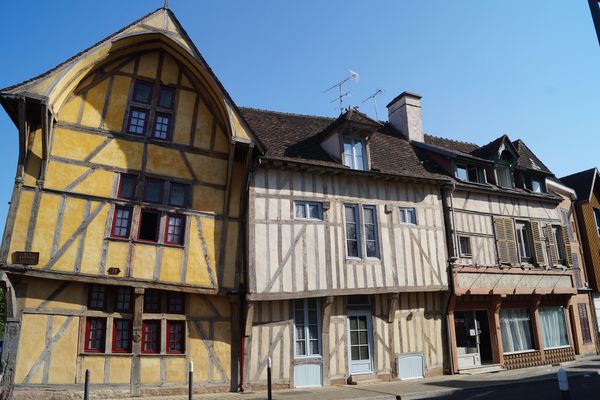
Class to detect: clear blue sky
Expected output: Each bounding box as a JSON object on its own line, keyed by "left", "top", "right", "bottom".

{"left": 0, "top": 1, "right": 599, "bottom": 226}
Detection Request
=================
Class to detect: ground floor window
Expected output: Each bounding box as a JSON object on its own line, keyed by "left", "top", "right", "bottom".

{"left": 85, "top": 317, "right": 106, "bottom": 352}
{"left": 539, "top": 306, "right": 569, "bottom": 348}
{"left": 294, "top": 298, "right": 320, "bottom": 357}
{"left": 500, "top": 308, "right": 534, "bottom": 353}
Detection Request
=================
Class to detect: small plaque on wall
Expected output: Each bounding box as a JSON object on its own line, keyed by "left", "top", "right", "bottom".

{"left": 12, "top": 251, "right": 39, "bottom": 265}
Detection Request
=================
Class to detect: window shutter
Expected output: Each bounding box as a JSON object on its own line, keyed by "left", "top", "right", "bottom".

{"left": 494, "top": 217, "right": 519, "bottom": 265}
{"left": 578, "top": 303, "right": 592, "bottom": 344}
{"left": 561, "top": 209, "right": 574, "bottom": 240}
{"left": 560, "top": 225, "right": 573, "bottom": 266}
{"left": 530, "top": 221, "right": 546, "bottom": 266}
{"left": 545, "top": 224, "right": 559, "bottom": 266}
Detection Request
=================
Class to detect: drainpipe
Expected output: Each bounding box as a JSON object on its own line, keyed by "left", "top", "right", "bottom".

{"left": 441, "top": 183, "right": 457, "bottom": 375}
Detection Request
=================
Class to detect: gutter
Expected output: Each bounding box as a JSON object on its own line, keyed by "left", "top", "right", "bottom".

{"left": 441, "top": 183, "right": 457, "bottom": 375}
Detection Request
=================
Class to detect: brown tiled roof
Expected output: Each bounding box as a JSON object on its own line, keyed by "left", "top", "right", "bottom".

{"left": 470, "top": 135, "right": 510, "bottom": 159}
{"left": 424, "top": 134, "right": 478, "bottom": 154}
{"left": 512, "top": 139, "right": 552, "bottom": 174}
{"left": 239, "top": 107, "right": 448, "bottom": 182}
{"left": 560, "top": 168, "right": 598, "bottom": 202}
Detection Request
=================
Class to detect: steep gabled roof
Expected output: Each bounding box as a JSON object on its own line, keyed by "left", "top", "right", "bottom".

{"left": 560, "top": 168, "right": 599, "bottom": 203}
{"left": 512, "top": 139, "right": 552, "bottom": 174}
{"left": 424, "top": 134, "right": 478, "bottom": 154}
{"left": 470, "top": 134, "right": 517, "bottom": 160}
{"left": 240, "top": 107, "right": 448, "bottom": 182}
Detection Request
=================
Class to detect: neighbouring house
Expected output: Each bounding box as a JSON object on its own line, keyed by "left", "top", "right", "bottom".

{"left": 561, "top": 168, "right": 600, "bottom": 342}
{"left": 0, "top": 7, "right": 260, "bottom": 398}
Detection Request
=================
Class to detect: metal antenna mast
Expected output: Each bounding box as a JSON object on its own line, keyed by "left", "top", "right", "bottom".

{"left": 324, "top": 70, "right": 359, "bottom": 113}
{"left": 361, "top": 89, "right": 383, "bottom": 120}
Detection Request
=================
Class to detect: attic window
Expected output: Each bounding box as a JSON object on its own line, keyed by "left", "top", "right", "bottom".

{"left": 531, "top": 178, "right": 544, "bottom": 193}
{"left": 496, "top": 165, "right": 513, "bottom": 188}
{"left": 456, "top": 164, "right": 486, "bottom": 183}
{"left": 342, "top": 137, "right": 366, "bottom": 171}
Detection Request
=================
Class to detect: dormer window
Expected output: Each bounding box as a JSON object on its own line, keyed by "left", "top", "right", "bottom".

{"left": 495, "top": 165, "right": 513, "bottom": 188}
{"left": 342, "top": 137, "right": 366, "bottom": 171}
{"left": 455, "top": 163, "right": 486, "bottom": 183}
{"left": 531, "top": 178, "right": 544, "bottom": 193}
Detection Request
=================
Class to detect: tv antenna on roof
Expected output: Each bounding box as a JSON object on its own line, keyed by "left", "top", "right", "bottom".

{"left": 361, "top": 89, "right": 383, "bottom": 120}
{"left": 324, "top": 70, "right": 359, "bottom": 113}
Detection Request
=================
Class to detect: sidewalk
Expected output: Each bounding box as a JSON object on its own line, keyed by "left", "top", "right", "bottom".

{"left": 109, "top": 356, "right": 600, "bottom": 400}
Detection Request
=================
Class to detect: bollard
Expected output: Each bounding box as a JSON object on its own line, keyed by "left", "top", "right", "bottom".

{"left": 267, "top": 357, "right": 272, "bottom": 400}
{"left": 557, "top": 368, "right": 570, "bottom": 400}
{"left": 189, "top": 361, "right": 194, "bottom": 400}
{"left": 84, "top": 369, "right": 90, "bottom": 400}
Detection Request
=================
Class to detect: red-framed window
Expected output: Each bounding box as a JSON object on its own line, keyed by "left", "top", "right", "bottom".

{"left": 169, "top": 183, "right": 189, "bottom": 207}
{"left": 88, "top": 285, "right": 107, "bottom": 311}
{"left": 111, "top": 206, "right": 133, "bottom": 239}
{"left": 142, "top": 320, "right": 161, "bottom": 354}
{"left": 85, "top": 317, "right": 106, "bottom": 352}
{"left": 157, "top": 86, "right": 175, "bottom": 109}
{"left": 143, "top": 178, "right": 164, "bottom": 204}
{"left": 112, "top": 319, "right": 132, "bottom": 353}
{"left": 132, "top": 80, "right": 153, "bottom": 104}
{"left": 144, "top": 289, "right": 161, "bottom": 313}
{"left": 117, "top": 174, "right": 137, "bottom": 200}
{"left": 114, "top": 287, "right": 132, "bottom": 313}
{"left": 166, "top": 292, "right": 185, "bottom": 314}
{"left": 127, "top": 107, "right": 148, "bottom": 135}
{"left": 166, "top": 321, "right": 185, "bottom": 354}
{"left": 165, "top": 214, "right": 185, "bottom": 245}
{"left": 138, "top": 209, "right": 160, "bottom": 242}
{"left": 153, "top": 113, "right": 172, "bottom": 140}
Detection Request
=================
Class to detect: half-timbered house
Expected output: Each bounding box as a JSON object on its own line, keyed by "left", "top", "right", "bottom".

{"left": 414, "top": 120, "right": 588, "bottom": 372}
{"left": 0, "top": 8, "right": 259, "bottom": 397}
{"left": 241, "top": 93, "right": 452, "bottom": 389}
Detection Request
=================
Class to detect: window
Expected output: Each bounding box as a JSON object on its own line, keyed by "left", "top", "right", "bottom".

{"left": 294, "top": 298, "right": 320, "bottom": 357}
{"left": 344, "top": 205, "right": 360, "bottom": 258}
{"left": 578, "top": 303, "right": 592, "bottom": 344}
{"left": 515, "top": 221, "right": 533, "bottom": 262}
{"left": 294, "top": 201, "right": 323, "bottom": 220}
{"left": 127, "top": 108, "right": 148, "bottom": 135}
{"left": 138, "top": 210, "right": 160, "bottom": 242}
{"left": 399, "top": 207, "right": 417, "bottom": 225}
{"left": 531, "top": 178, "right": 543, "bottom": 193}
{"left": 362, "top": 206, "right": 379, "bottom": 258}
{"left": 169, "top": 183, "right": 189, "bottom": 207}
{"left": 342, "top": 137, "right": 366, "bottom": 171}
{"left": 144, "top": 289, "right": 161, "bottom": 313}
{"left": 594, "top": 208, "right": 600, "bottom": 237}
{"left": 552, "top": 226, "right": 566, "bottom": 264}
{"left": 153, "top": 112, "right": 171, "bottom": 140}
{"left": 117, "top": 174, "right": 137, "bottom": 200}
{"left": 459, "top": 236, "right": 471, "bottom": 257}
{"left": 85, "top": 317, "right": 106, "bottom": 352}
{"left": 455, "top": 164, "right": 468, "bottom": 181}
{"left": 115, "top": 287, "right": 132, "bottom": 313}
{"left": 539, "top": 307, "right": 569, "bottom": 349}
{"left": 88, "top": 285, "right": 107, "bottom": 311}
{"left": 132, "top": 81, "right": 153, "bottom": 104}
{"left": 499, "top": 308, "right": 534, "bottom": 353}
{"left": 167, "top": 292, "right": 185, "bottom": 314}
{"left": 496, "top": 166, "right": 512, "bottom": 188}
{"left": 456, "top": 164, "right": 485, "bottom": 183}
{"left": 167, "top": 321, "right": 185, "bottom": 354}
{"left": 142, "top": 320, "right": 161, "bottom": 354}
{"left": 165, "top": 214, "right": 185, "bottom": 245}
{"left": 157, "top": 86, "right": 175, "bottom": 109}
{"left": 111, "top": 206, "right": 133, "bottom": 239}
{"left": 112, "top": 319, "right": 132, "bottom": 353}
{"left": 144, "top": 178, "right": 164, "bottom": 204}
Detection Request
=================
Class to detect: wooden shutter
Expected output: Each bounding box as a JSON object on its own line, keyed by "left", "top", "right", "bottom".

{"left": 560, "top": 225, "right": 573, "bottom": 266}
{"left": 530, "top": 221, "right": 546, "bottom": 267}
{"left": 494, "top": 217, "right": 519, "bottom": 265}
{"left": 545, "top": 224, "right": 559, "bottom": 266}
{"left": 578, "top": 303, "right": 592, "bottom": 344}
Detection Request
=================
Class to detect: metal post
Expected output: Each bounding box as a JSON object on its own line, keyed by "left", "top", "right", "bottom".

{"left": 84, "top": 369, "right": 90, "bottom": 400}
{"left": 189, "top": 361, "right": 194, "bottom": 400}
{"left": 557, "top": 368, "right": 570, "bottom": 400}
{"left": 267, "top": 357, "right": 272, "bottom": 400}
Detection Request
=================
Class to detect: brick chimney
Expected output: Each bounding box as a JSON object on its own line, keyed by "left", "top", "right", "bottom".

{"left": 386, "top": 91, "right": 424, "bottom": 142}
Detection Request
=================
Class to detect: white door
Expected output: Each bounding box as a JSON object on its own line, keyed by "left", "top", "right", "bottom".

{"left": 347, "top": 312, "right": 373, "bottom": 375}
{"left": 293, "top": 299, "right": 322, "bottom": 388}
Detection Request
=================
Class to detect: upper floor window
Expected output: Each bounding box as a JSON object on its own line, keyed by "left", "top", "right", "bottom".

{"left": 294, "top": 201, "right": 323, "bottom": 220}
{"left": 344, "top": 204, "right": 380, "bottom": 259}
{"left": 362, "top": 206, "right": 380, "bottom": 258}
{"left": 115, "top": 287, "right": 132, "bottom": 313}
{"left": 594, "top": 208, "right": 600, "bottom": 237}
{"left": 399, "top": 207, "right": 417, "bottom": 225}
{"left": 127, "top": 80, "right": 176, "bottom": 141}
{"left": 132, "top": 81, "right": 153, "bottom": 104}
{"left": 165, "top": 214, "right": 185, "bottom": 245}
{"left": 142, "top": 320, "right": 161, "bottom": 354}
{"left": 496, "top": 165, "right": 513, "bottom": 188}
{"left": 515, "top": 221, "right": 533, "bottom": 262}
{"left": 531, "top": 178, "right": 544, "bottom": 193}
{"left": 344, "top": 205, "right": 361, "bottom": 258}
{"left": 551, "top": 226, "right": 566, "bottom": 264}
{"left": 456, "top": 164, "right": 486, "bottom": 183}
{"left": 144, "top": 178, "right": 165, "bottom": 204}
{"left": 88, "top": 285, "right": 107, "bottom": 311}
{"left": 127, "top": 108, "right": 148, "bottom": 135}
{"left": 112, "top": 319, "right": 132, "bottom": 353}
{"left": 111, "top": 206, "right": 133, "bottom": 239}
{"left": 117, "top": 173, "right": 191, "bottom": 208}
{"left": 459, "top": 236, "right": 472, "bottom": 257}
{"left": 343, "top": 137, "right": 366, "bottom": 171}
{"left": 169, "top": 183, "right": 190, "bottom": 207}
{"left": 167, "top": 321, "right": 186, "bottom": 354}
{"left": 85, "top": 317, "right": 106, "bottom": 352}
{"left": 117, "top": 174, "right": 137, "bottom": 200}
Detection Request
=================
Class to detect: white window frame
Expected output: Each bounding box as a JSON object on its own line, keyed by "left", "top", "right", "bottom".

{"left": 344, "top": 204, "right": 361, "bottom": 259}
{"left": 539, "top": 306, "right": 570, "bottom": 350}
{"left": 458, "top": 236, "right": 472, "bottom": 257}
{"left": 399, "top": 207, "right": 417, "bottom": 225}
{"left": 294, "top": 298, "right": 321, "bottom": 359}
{"left": 342, "top": 136, "right": 367, "bottom": 171}
{"left": 495, "top": 165, "right": 513, "bottom": 188}
{"left": 531, "top": 178, "right": 543, "bottom": 193}
{"left": 294, "top": 201, "right": 323, "bottom": 221}
{"left": 362, "top": 205, "right": 380, "bottom": 259}
{"left": 515, "top": 220, "right": 533, "bottom": 262}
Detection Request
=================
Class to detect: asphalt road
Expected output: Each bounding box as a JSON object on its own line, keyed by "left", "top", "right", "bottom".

{"left": 418, "top": 373, "right": 600, "bottom": 400}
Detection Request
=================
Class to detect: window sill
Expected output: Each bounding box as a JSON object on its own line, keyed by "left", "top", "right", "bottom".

{"left": 544, "top": 345, "right": 571, "bottom": 350}
{"left": 105, "top": 237, "right": 184, "bottom": 249}
{"left": 503, "top": 349, "right": 537, "bottom": 355}
{"left": 345, "top": 257, "right": 382, "bottom": 264}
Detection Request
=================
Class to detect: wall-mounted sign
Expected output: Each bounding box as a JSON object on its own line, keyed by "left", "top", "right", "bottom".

{"left": 12, "top": 251, "right": 39, "bottom": 265}
{"left": 107, "top": 267, "right": 121, "bottom": 275}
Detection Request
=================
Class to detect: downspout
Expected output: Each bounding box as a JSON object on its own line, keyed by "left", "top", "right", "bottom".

{"left": 441, "top": 183, "right": 457, "bottom": 375}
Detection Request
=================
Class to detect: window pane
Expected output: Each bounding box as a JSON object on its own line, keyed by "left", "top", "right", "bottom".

{"left": 144, "top": 289, "right": 161, "bottom": 313}
{"left": 308, "top": 204, "right": 321, "bottom": 219}
{"left": 540, "top": 307, "right": 568, "bottom": 348}
{"left": 343, "top": 139, "right": 354, "bottom": 168}
{"left": 296, "top": 325, "right": 305, "bottom": 340}
{"left": 296, "top": 341, "right": 306, "bottom": 356}
{"left": 353, "top": 140, "right": 365, "bottom": 170}
{"left": 310, "top": 340, "right": 319, "bottom": 355}
{"left": 111, "top": 207, "right": 132, "bottom": 238}
{"left": 345, "top": 206, "right": 356, "bottom": 223}
{"left": 366, "top": 241, "right": 377, "bottom": 257}
{"left": 115, "top": 287, "right": 132, "bottom": 312}
{"left": 308, "top": 325, "right": 318, "bottom": 340}
{"left": 359, "top": 345, "right": 369, "bottom": 360}
{"left": 133, "top": 81, "right": 152, "bottom": 104}
{"left": 351, "top": 346, "right": 359, "bottom": 360}
{"left": 153, "top": 113, "right": 171, "bottom": 140}
{"left": 350, "top": 331, "right": 358, "bottom": 345}
{"left": 500, "top": 308, "right": 534, "bottom": 352}
{"left": 295, "top": 203, "right": 307, "bottom": 219}
{"left": 169, "top": 183, "right": 188, "bottom": 207}
{"left": 456, "top": 165, "right": 468, "bottom": 181}
{"left": 127, "top": 109, "right": 147, "bottom": 134}
{"left": 349, "top": 317, "right": 358, "bottom": 330}
{"left": 119, "top": 175, "right": 136, "bottom": 199}
{"left": 166, "top": 215, "right": 185, "bottom": 245}
{"left": 144, "top": 179, "right": 163, "bottom": 203}
{"left": 358, "top": 317, "right": 366, "bottom": 330}
{"left": 347, "top": 240, "right": 359, "bottom": 257}
{"left": 158, "top": 87, "right": 175, "bottom": 109}
{"left": 532, "top": 179, "right": 542, "bottom": 193}
{"left": 295, "top": 310, "right": 305, "bottom": 325}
